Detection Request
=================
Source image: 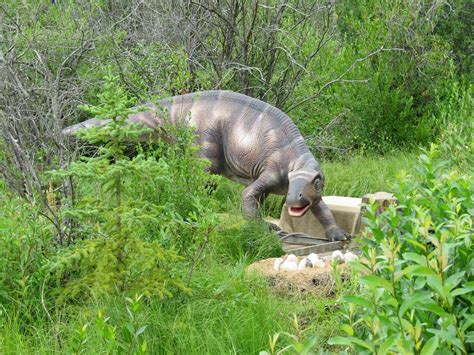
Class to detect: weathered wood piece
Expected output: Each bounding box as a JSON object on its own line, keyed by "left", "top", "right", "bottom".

{"left": 285, "top": 242, "right": 345, "bottom": 256}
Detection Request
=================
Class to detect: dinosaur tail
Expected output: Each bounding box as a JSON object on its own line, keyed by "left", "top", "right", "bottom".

{"left": 61, "top": 118, "right": 111, "bottom": 136}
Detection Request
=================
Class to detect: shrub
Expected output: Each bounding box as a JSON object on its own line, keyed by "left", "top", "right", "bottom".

{"left": 46, "top": 75, "right": 219, "bottom": 302}
{"left": 329, "top": 138, "right": 473, "bottom": 353}
{"left": 0, "top": 186, "right": 52, "bottom": 313}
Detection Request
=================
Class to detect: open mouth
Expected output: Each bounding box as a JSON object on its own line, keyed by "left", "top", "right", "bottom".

{"left": 288, "top": 204, "right": 311, "bottom": 217}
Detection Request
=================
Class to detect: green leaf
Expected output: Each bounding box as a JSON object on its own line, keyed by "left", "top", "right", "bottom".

{"left": 360, "top": 275, "right": 393, "bottom": 293}
{"left": 135, "top": 325, "right": 147, "bottom": 337}
{"left": 420, "top": 336, "right": 439, "bottom": 355}
{"left": 451, "top": 287, "right": 473, "bottom": 296}
{"left": 427, "top": 327, "right": 464, "bottom": 350}
{"left": 301, "top": 336, "right": 318, "bottom": 354}
{"left": 403, "top": 252, "right": 427, "bottom": 265}
{"left": 343, "top": 295, "right": 373, "bottom": 309}
{"left": 399, "top": 291, "right": 433, "bottom": 316}
{"left": 327, "top": 336, "right": 352, "bottom": 347}
{"left": 348, "top": 337, "right": 374, "bottom": 351}
{"left": 445, "top": 271, "right": 465, "bottom": 291}
{"left": 341, "top": 324, "right": 354, "bottom": 336}
{"left": 417, "top": 303, "right": 449, "bottom": 317}
{"left": 410, "top": 266, "right": 438, "bottom": 278}
{"left": 378, "top": 334, "right": 398, "bottom": 354}
{"left": 426, "top": 276, "right": 448, "bottom": 300}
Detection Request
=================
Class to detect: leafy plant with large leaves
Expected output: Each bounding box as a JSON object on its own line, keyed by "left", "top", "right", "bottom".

{"left": 329, "top": 134, "right": 473, "bottom": 353}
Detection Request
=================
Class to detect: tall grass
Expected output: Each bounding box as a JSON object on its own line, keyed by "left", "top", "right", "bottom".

{"left": 322, "top": 151, "right": 417, "bottom": 196}
{"left": 0, "top": 262, "right": 341, "bottom": 354}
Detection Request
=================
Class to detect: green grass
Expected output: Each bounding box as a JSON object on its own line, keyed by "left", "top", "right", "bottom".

{"left": 0, "top": 262, "right": 342, "bottom": 354}
{"left": 0, "top": 151, "right": 418, "bottom": 354}
{"left": 322, "top": 151, "right": 417, "bottom": 196}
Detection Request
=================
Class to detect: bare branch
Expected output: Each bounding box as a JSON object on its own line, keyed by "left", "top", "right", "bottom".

{"left": 286, "top": 47, "right": 405, "bottom": 112}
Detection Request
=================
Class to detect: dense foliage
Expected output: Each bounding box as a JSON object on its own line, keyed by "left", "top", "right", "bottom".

{"left": 0, "top": 1, "right": 472, "bottom": 354}
{"left": 329, "top": 132, "right": 473, "bottom": 353}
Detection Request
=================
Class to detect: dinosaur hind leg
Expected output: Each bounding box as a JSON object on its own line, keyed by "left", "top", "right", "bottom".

{"left": 199, "top": 134, "right": 224, "bottom": 175}
{"left": 241, "top": 175, "right": 278, "bottom": 220}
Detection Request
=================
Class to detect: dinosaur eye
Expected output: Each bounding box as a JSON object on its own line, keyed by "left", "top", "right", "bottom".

{"left": 313, "top": 175, "right": 322, "bottom": 189}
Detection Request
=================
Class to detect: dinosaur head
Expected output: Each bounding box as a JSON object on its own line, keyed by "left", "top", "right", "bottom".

{"left": 286, "top": 169, "right": 324, "bottom": 217}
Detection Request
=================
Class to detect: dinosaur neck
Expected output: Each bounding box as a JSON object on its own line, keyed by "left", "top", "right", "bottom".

{"left": 289, "top": 150, "right": 321, "bottom": 172}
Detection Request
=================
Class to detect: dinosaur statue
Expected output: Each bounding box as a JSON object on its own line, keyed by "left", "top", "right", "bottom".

{"left": 63, "top": 91, "right": 349, "bottom": 242}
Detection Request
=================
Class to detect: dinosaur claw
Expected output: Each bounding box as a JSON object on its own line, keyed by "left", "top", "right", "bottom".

{"left": 326, "top": 227, "right": 350, "bottom": 242}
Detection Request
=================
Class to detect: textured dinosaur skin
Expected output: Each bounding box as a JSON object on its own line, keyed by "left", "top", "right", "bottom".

{"left": 63, "top": 91, "right": 349, "bottom": 241}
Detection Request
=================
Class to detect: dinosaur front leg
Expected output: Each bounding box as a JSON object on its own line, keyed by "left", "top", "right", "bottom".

{"left": 311, "top": 200, "right": 349, "bottom": 241}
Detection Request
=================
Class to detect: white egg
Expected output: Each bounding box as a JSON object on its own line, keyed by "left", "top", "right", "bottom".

{"left": 273, "top": 258, "right": 284, "bottom": 271}
{"left": 308, "top": 253, "right": 319, "bottom": 260}
{"left": 344, "top": 252, "right": 358, "bottom": 262}
{"left": 281, "top": 261, "right": 298, "bottom": 271}
{"left": 298, "top": 258, "right": 308, "bottom": 270}
{"left": 307, "top": 253, "right": 319, "bottom": 266}
{"left": 332, "top": 250, "right": 344, "bottom": 261}
{"left": 313, "top": 259, "right": 326, "bottom": 269}
{"left": 286, "top": 254, "right": 298, "bottom": 263}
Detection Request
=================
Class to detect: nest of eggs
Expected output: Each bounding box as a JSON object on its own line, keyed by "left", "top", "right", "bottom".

{"left": 247, "top": 251, "right": 357, "bottom": 297}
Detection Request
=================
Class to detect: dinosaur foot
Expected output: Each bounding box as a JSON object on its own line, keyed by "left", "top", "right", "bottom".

{"left": 325, "top": 227, "right": 351, "bottom": 242}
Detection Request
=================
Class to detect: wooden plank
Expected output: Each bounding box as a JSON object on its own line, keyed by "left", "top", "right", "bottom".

{"left": 285, "top": 241, "right": 344, "bottom": 256}
{"left": 280, "top": 232, "right": 328, "bottom": 245}
{"left": 279, "top": 232, "right": 327, "bottom": 245}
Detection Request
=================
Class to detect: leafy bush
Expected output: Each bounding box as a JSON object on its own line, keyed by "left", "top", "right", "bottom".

{"left": 0, "top": 187, "right": 52, "bottom": 313}
{"left": 291, "top": 0, "right": 467, "bottom": 156}
{"left": 329, "top": 139, "right": 473, "bottom": 353}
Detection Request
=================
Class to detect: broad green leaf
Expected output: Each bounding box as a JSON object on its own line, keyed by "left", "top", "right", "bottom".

{"left": 427, "top": 329, "right": 464, "bottom": 351}
{"left": 327, "top": 336, "right": 353, "bottom": 347}
{"left": 341, "top": 324, "right": 354, "bottom": 336}
{"left": 360, "top": 275, "right": 393, "bottom": 293}
{"left": 426, "top": 275, "right": 449, "bottom": 300}
{"left": 410, "top": 266, "right": 438, "bottom": 278}
{"left": 420, "top": 336, "right": 439, "bottom": 355}
{"left": 343, "top": 295, "right": 373, "bottom": 309}
{"left": 466, "top": 331, "right": 474, "bottom": 344}
{"left": 348, "top": 337, "right": 374, "bottom": 351}
{"left": 403, "top": 252, "right": 427, "bottom": 265}
{"left": 445, "top": 271, "right": 465, "bottom": 291}
{"left": 451, "top": 288, "right": 473, "bottom": 296}
{"left": 301, "top": 336, "right": 318, "bottom": 354}
{"left": 378, "top": 334, "right": 398, "bottom": 354}
{"left": 418, "top": 303, "right": 448, "bottom": 317}
{"left": 399, "top": 291, "right": 432, "bottom": 316}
